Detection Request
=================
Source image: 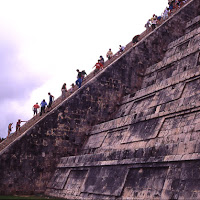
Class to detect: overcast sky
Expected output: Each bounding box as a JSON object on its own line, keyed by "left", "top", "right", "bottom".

{"left": 0, "top": 0, "right": 168, "bottom": 138}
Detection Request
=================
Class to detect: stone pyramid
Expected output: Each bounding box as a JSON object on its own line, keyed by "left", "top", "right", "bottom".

{"left": 0, "top": 0, "right": 200, "bottom": 199}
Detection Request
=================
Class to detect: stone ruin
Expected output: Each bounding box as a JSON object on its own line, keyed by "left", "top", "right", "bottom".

{"left": 0, "top": 0, "right": 200, "bottom": 199}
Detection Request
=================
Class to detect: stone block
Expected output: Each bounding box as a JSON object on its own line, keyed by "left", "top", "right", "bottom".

{"left": 82, "top": 166, "right": 128, "bottom": 196}
{"left": 84, "top": 132, "right": 107, "bottom": 150}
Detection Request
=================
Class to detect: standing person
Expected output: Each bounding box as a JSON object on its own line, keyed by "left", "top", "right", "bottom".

{"left": 76, "top": 69, "right": 83, "bottom": 88}
{"left": 81, "top": 70, "right": 87, "bottom": 81}
{"left": 156, "top": 16, "right": 162, "bottom": 26}
{"left": 145, "top": 19, "right": 151, "bottom": 30}
{"left": 8, "top": 123, "right": 13, "bottom": 137}
{"left": 70, "top": 83, "right": 75, "bottom": 94}
{"left": 16, "top": 119, "right": 26, "bottom": 133}
{"left": 40, "top": 99, "right": 47, "bottom": 116}
{"left": 151, "top": 14, "right": 157, "bottom": 30}
{"left": 61, "top": 83, "right": 67, "bottom": 100}
{"left": 168, "top": 0, "right": 175, "bottom": 12}
{"left": 33, "top": 103, "right": 40, "bottom": 116}
{"left": 48, "top": 92, "right": 54, "bottom": 109}
{"left": 106, "top": 49, "right": 113, "bottom": 60}
{"left": 162, "top": 7, "right": 169, "bottom": 20}
{"left": 99, "top": 55, "right": 104, "bottom": 66}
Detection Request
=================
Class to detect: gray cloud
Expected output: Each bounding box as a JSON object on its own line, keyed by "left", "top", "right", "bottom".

{"left": 0, "top": 40, "right": 45, "bottom": 138}
{"left": 0, "top": 41, "right": 42, "bottom": 101}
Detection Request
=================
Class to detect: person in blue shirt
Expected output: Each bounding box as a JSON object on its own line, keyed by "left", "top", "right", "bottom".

{"left": 40, "top": 99, "right": 47, "bottom": 116}
{"left": 76, "top": 69, "right": 82, "bottom": 88}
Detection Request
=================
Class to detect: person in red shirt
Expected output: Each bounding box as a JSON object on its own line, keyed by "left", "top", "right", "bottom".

{"left": 33, "top": 103, "right": 40, "bottom": 116}
{"left": 93, "top": 60, "right": 103, "bottom": 75}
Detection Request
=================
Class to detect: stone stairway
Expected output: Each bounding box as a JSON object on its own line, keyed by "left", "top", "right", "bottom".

{"left": 45, "top": 12, "right": 200, "bottom": 200}
{"left": 0, "top": 0, "right": 193, "bottom": 154}
{"left": 0, "top": 35, "right": 136, "bottom": 153}
{"left": 0, "top": 0, "right": 198, "bottom": 198}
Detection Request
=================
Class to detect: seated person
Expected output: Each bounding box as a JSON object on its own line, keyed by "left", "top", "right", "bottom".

{"left": 106, "top": 49, "right": 113, "bottom": 60}
{"left": 119, "top": 45, "right": 125, "bottom": 53}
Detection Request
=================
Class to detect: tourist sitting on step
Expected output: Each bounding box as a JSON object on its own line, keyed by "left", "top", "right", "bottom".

{"left": 119, "top": 45, "right": 125, "bottom": 53}
{"left": 76, "top": 69, "right": 83, "bottom": 88}
{"left": 16, "top": 119, "right": 26, "bottom": 133}
{"left": 106, "top": 49, "right": 113, "bottom": 60}
{"left": 40, "top": 99, "right": 47, "bottom": 116}
{"left": 61, "top": 83, "right": 67, "bottom": 100}
{"left": 33, "top": 103, "right": 40, "bottom": 116}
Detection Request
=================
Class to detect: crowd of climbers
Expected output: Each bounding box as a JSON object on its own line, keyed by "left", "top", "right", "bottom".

{"left": 145, "top": 0, "right": 189, "bottom": 30}
{"left": 2, "top": 0, "right": 191, "bottom": 142}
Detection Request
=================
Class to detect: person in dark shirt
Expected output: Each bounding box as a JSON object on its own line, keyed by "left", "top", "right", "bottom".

{"left": 81, "top": 70, "right": 87, "bottom": 81}
{"left": 61, "top": 83, "right": 67, "bottom": 100}
{"left": 99, "top": 55, "right": 104, "bottom": 65}
{"left": 48, "top": 92, "right": 54, "bottom": 108}
{"left": 76, "top": 69, "right": 83, "bottom": 88}
{"left": 16, "top": 119, "right": 26, "bottom": 132}
{"left": 8, "top": 123, "right": 13, "bottom": 137}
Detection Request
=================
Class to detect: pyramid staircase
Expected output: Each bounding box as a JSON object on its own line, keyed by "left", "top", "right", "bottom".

{"left": 0, "top": 32, "right": 136, "bottom": 153}
{"left": 0, "top": 24, "right": 149, "bottom": 154}
{"left": 0, "top": 0, "right": 193, "bottom": 154}
{"left": 45, "top": 11, "right": 200, "bottom": 200}
{"left": 0, "top": 0, "right": 199, "bottom": 198}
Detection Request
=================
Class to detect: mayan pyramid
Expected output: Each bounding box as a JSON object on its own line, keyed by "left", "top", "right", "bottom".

{"left": 0, "top": 0, "right": 200, "bottom": 199}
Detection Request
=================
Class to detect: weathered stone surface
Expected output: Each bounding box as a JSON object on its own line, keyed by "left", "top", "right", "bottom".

{"left": 1, "top": 0, "right": 200, "bottom": 199}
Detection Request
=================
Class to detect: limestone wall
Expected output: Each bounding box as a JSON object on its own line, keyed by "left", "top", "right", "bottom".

{"left": 0, "top": 0, "right": 199, "bottom": 197}
{"left": 45, "top": 1, "right": 200, "bottom": 199}
{"left": 0, "top": 11, "right": 154, "bottom": 196}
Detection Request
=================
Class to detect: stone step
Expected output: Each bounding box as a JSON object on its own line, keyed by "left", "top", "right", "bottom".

{"left": 167, "top": 21, "right": 200, "bottom": 50}
{"left": 145, "top": 30, "right": 200, "bottom": 75}
{"left": 90, "top": 98, "right": 200, "bottom": 137}
{"left": 186, "top": 15, "right": 200, "bottom": 29}
{"left": 57, "top": 148, "right": 200, "bottom": 168}
{"left": 121, "top": 64, "right": 199, "bottom": 107}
